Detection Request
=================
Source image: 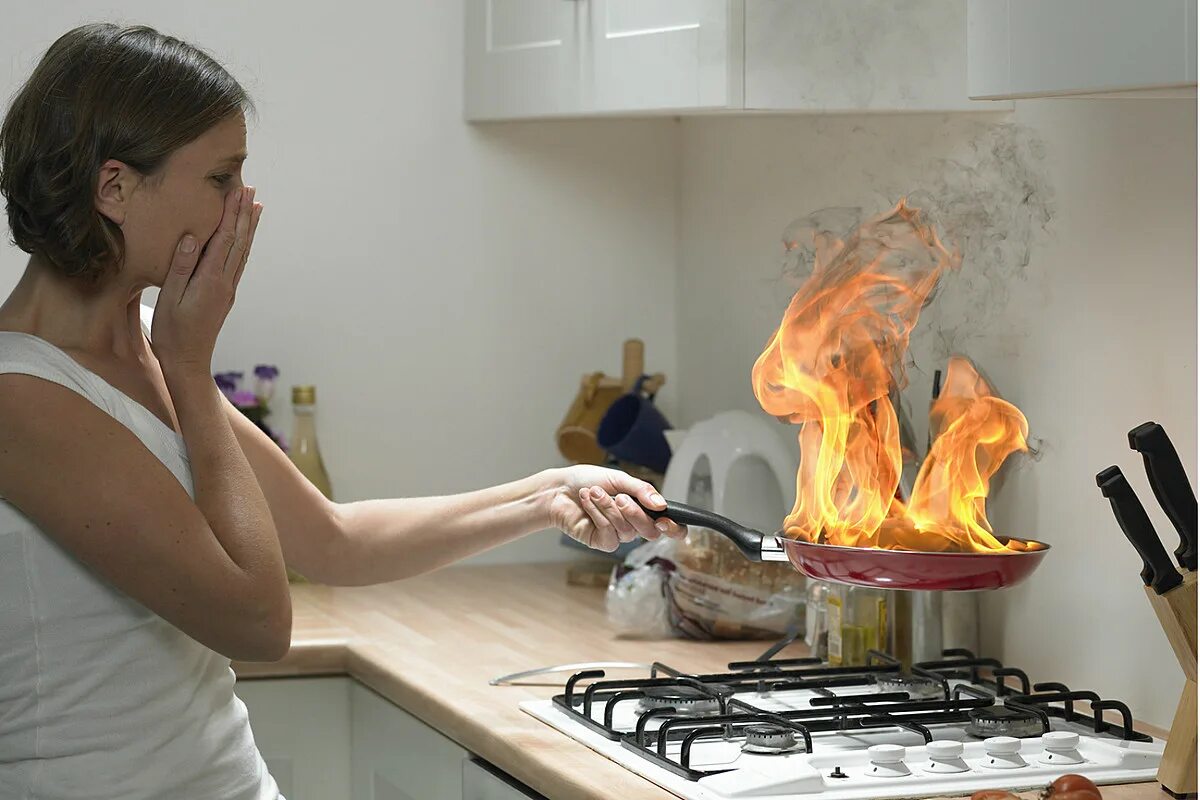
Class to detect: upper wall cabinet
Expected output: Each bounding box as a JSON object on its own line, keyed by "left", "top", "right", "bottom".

{"left": 968, "top": 0, "right": 1198, "bottom": 99}
{"left": 464, "top": 0, "right": 584, "bottom": 118}
{"left": 464, "top": 0, "right": 1002, "bottom": 120}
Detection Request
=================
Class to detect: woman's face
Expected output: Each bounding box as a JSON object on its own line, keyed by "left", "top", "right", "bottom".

{"left": 113, "top": 113, "right": 247, "bottom": 286}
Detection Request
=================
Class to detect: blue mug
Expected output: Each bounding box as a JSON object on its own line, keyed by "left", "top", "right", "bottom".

{"left": 596, "top": 376, "right": 673, "bottom": 474}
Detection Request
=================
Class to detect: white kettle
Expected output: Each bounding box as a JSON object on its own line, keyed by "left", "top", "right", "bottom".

{"left": 661, "top": 410, "right": 798, "bottom": 534}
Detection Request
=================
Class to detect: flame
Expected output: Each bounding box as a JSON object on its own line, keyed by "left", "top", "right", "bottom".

{"left": 751, "top": 199, "right": 1035, "bottom": 554}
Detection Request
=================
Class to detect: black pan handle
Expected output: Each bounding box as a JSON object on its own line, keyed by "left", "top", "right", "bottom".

{"left": 640, "top": 500, "right": 776, "bottom": 563}
{"left": 1128, "top": 422, "right": 1198, "bottom": 572}
{"left": 1097, "top": 467, "right": 1183, "bottom": 595}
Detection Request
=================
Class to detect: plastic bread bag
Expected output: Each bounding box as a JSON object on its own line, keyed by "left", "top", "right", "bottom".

{"left": 606, "top": 527, "right": 806, "bottom": 640}
{"left": 605, "top": 536, "right": 675, "bottom": 639}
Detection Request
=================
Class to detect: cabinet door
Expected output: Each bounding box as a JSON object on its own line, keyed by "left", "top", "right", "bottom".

{"left": 464, "top": 0, "right": 582, "bottom": 119}
{"left": 587, "top": 0, "right": 740, "bottom": 112}
{"left": 235, "top": 677, "right": 353, "bottom": 800}
{"left": 968, "top": 0, "right": 1197, "bottom": 99}
{"left": 745, "top": 0, "right": 995, "bottom": 111}
{"left": 462, "top": 758, "right": 545, "bottom": 799}
{"left": 351, "top": 682, "right": 468, "bottom": 800}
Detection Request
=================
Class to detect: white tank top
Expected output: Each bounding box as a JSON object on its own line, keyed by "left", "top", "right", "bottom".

{"left": 0, "top": 305, "right": 283, "bottom": 800}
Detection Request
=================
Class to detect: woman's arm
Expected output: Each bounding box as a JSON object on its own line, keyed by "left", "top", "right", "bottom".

{"left": 332, "top": 465, "right": 685, "bottom": 586}
{"left": 221, "top": 398, "right": 686, "bottom": 587}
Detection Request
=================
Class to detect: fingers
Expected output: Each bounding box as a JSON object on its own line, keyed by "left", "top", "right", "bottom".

{"left": 233, "top": 200, "right": 262, "bottom": 288}
{"left": 605, "top": 473, "right": 688, "bottom": 540}
{"left": 222, "top": 186, "right": 254, "bottom": 277}
{"left": 613, "top": 493, "right": 662, "bottom": 540}
{"left": 578, "top": 486, "right": 689, "bottom": 546}
{"left": 198, "top": 188, "right": 242, "bottom": 279}
{"left": 621, "top": 477, "right": 666, "bottom": 511}
{"left": 161, "top": 233, "right": 201, "bottom": 306}
{"left": 579, "top": 488, "right": 630, "bottom": 548}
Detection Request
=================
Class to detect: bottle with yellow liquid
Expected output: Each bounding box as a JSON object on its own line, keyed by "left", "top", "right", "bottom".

{"left": 286, "top": 385, "right": 333, "bottom": 583}
{"left": 826, "top": 584, "right": 888, "bottom": 666}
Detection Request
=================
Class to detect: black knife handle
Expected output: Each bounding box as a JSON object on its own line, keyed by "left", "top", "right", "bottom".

{"left": 1097, "top": 466, "right": 1152, "bottom": 586}
{"left": 1129, "top": 422, "right": 1198, "bottom": 571}
{"left": 639, "top": 500, "right": 769, "bottom": 562}
{"left": 1097, "top": 467, "right": 1184, "bottom": 595}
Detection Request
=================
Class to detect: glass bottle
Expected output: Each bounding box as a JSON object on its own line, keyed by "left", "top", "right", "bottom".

{"left": 286, "top": 385, "right": 333, "bottom": 584}
{"left": 290, "top": 385, "right": 333, "bottom": 498}
{"left": 805, "top": 581, "right": 830, "bottom": 661}
{"left": 828, "top": 585, "right": 889, "bottom": 666}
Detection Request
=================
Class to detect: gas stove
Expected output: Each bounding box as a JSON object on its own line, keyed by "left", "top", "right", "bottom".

{"left": 520, "top": 646, "right": 1164, "bottom": 800}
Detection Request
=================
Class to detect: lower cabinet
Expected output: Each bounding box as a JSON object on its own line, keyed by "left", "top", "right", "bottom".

{"left": 234, "top": 676, "right": 353, "bottom": 799}
{"left": 350, "top": 681, "right": 468, "bottom": 800}
{"left": 462, "top": 758, "right": 547, "bottom": 800}
{"left": 234, "top": 677, "right": 478, "bottom": 800}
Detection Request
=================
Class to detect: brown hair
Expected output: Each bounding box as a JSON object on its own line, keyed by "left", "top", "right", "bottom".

{"left": 0, "top": 23, "right": 255, "bottom": 283}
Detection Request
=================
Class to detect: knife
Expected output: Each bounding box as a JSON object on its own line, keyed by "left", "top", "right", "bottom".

{"left": 1097, "top": 466, "right": 1184, "bottom": 595}
{"left": 1128, "top": 422, "right": 1198, "bottom": 572}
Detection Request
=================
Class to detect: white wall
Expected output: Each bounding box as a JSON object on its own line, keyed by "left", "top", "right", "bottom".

{"left": 0, "top": 3, "right": 680, "bottom": 565}
{"left": 676, "top": 100, "right": 1196, "bottom": 728}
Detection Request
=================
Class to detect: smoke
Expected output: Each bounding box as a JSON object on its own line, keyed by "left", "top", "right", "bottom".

{"left": 888, "top": 122, "right": 1056, "bottom": 361}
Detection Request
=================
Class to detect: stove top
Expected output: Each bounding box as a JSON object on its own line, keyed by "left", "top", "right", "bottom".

{"left": 520, "top": 647, "right": 1163, "bottom": 800}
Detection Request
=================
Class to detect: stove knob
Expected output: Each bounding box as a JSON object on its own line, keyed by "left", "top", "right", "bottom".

{"left": 1039, "top": 731, "right": 1085, "bottom": 765}
{"left": 924, "top": 740, "right": 969, "bottom": 774}
{"left": 927, "top": 741, "right": 963, "bottom": 758}
{"left": 867, "top": 744, "right": 911, "bottom": 778}
{"left": 982, "top": 736, "right": 1027, "bottom": 769}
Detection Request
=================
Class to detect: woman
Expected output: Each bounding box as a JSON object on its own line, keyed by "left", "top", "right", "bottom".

{"left": 0, "top": 23, "right": 686, "bottom": 800}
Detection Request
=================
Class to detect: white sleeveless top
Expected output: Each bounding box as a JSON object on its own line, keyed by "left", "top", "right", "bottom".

{"left": 0, "top": 305, "right": 283, "bottom": 800}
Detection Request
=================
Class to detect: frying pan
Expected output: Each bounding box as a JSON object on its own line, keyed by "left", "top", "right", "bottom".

{"left": 642, "top": 500, "right": 1050, "bottom": 591}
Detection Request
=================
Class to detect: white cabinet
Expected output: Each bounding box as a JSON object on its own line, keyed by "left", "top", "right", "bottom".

{"left": 588, "top": 0, "right": 740, "bottom": 112}
{"left": 234, "top": 677, "right": 354, "bottom": 800}
{"left": 462, "top": 758, "right": 545, "bottom": 799}
{"left": 236, "top": 677, "right": 472, "bottom": 800}
{"left": 350, "top": 681, "right": 468, "bottom": 800}
{"left": 464, "top": 0, "right": 582, "bottom": 118}
{"left": 968, "top": 0, "right": 1198, "bottom": 99}
{"left": 464, "top": 0, "right": 1000, "bottom": 119}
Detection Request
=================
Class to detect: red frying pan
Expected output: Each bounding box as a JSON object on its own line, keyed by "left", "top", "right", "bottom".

{"left": 643, "top": 500, "right": 1050, "bottom": 591}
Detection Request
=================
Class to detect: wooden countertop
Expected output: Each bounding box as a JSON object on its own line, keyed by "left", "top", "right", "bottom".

{"left": 232, "top": 563, "right": 1168, "bottom": 800}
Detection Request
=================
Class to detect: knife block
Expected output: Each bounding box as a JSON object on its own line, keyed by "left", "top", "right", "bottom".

{"left": 1146, "top": 570, "right": 1197, "bottom": 797}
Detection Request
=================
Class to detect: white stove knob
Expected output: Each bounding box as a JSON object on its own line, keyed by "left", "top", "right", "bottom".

{"left": 924, "top": 740, "right": 969, "bottom": 774}
{"left": 984, "top": 736, "right": 1021, "bottom": 754}
{"left": 926, "top": 741, "right": 963, "bottom": 759}
{"left": 867, "top": 744, "right": 911, "bottom": 778}
{"left": 1039, "top": 731, "right": 1085, "bottom": 765}
{"left": 869, "top": 744, "right": 905, "bottom": 762}
{"left": 1043, "top": 731, "right": 1079, "bottom": 750}
{"left": 982, "top": 736, "right": 1027, "bottom": 769}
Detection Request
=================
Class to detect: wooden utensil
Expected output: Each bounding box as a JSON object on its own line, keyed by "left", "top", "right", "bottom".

{"left": 555, "top": 339, "right": 666, "bottom": 465}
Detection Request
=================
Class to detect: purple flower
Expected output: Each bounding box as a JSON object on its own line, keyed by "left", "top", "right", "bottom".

{"left": 253, "top": 364, "right": 279, "bottom": 404}
{"left": 231, "top": 390, "right": 259, "bottom": 409}
{"left": 213, "top": 371, "right": 243, "bottom": 398}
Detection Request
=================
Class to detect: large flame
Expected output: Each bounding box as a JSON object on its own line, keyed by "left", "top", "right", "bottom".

{"left": 751, "top": 199, "right": 1034, "bottom": 554}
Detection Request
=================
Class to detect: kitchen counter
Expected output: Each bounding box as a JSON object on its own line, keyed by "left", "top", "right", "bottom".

{"left": 232, "top": 563, "right": 1169, "bottom": 800}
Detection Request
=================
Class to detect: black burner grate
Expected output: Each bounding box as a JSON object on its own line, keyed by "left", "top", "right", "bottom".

{"left": 549, "top": 643, "right": 1151, "bottom": 782}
